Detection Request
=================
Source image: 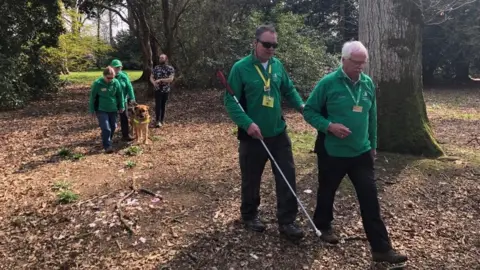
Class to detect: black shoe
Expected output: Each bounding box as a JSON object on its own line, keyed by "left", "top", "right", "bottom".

{"left": 372, "top": 249, "right": 408, "bottom": 264}
{"left": 122, "top": 135, "right": 134, "bottom": 142}
{"left": 243, "top": 216, "right": 266, "bottom": 232}
{"left": 320, "top": 229, "right": 339, "bottom": 244}
{"left": 105, "top": 147, "right": 114, "bottom": 154}
{"left": 279, "top": 223, "right": 304, "bottom": 240}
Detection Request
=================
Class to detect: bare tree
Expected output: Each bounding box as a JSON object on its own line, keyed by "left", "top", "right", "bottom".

{"left": 411, "top": 0, "right": 478, "bottom": 24}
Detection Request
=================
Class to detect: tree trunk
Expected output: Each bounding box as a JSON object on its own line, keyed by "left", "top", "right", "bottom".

{"left": 97, "top": 10, "right": 101, "bottom": 41}
{"left": 109, "top": 9, "right": 114, "bottom": 45}
{"left": 359, "top": 0, "right": 443, "bottom": 157}
{"left": 422, "top": 65, "right": 435, "bottom": 85}
{"left": 454, "top": 53, "right": 470, "bottom": 82}
{"left": 150, "top": 34, "right": 161, "bottom": 66}
{"left": 338, "top": 0, "right": 345, "bottom": 42}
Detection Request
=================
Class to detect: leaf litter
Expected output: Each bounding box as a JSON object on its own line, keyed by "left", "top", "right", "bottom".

{"left": 0, "top": 85, "right": 478, "bottom": 269}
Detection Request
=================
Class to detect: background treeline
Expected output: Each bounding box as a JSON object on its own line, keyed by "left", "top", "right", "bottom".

{"left": 2, "top": 0, "right": 480, "bottom": 110}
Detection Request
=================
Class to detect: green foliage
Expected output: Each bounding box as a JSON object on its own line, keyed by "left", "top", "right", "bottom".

{"left": 125, "top": 146, "right": 142, "bottom": 156}
{"left": 52, "top": 180, "right": 79, "bottom": 204}
{"left": 173, "top": 2, "right": 337, "bottom": 94}
{"left": 45, "top": 32, "right": 113, "bottom": 73}
{"left": 60, "top": 70, "right": 142, "bottom": 85}
{"left": 0, "top": 0, "right": 64, "bottom": 111}
{"left": 269, "top": 9, "right": 340, "bottom": 95}
{"left": 125, "top": 160, "right": 136, "bottom": 169}
{"left": 108, "top": 30, "right": 143, "bottom": 70}
{"left": 57, "top": 147, "right": 85, "bottom": 161}
{"left": 57, "top": 190, "right": 79, "bottom": 204}
{"left": 423, "top": 1, "right": 480, "bottom": 82}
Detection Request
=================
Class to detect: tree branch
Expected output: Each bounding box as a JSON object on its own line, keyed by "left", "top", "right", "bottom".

{"left": 172, "top": 0, "right": 193, "bottom": 32}
{"left": 93, "top": 3, "right": 131, "bottom": 28}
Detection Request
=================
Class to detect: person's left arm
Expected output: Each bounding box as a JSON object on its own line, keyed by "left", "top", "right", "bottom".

{"left": 123, "top": 73, "right": 136, "bottom": 102}
{"left": 279, "top": 62, "right": 305, "bottom": 113}
{"left": 368, "top": 80, "right": 377, "bottom": 154}
{"left": 115, "top": 80, "right": 125, "bottom": 111}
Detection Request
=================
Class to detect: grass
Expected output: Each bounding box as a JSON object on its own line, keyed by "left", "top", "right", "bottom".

{"left": 60, "top": 70, "right": 142, "bottom": 85}
{"left": 52, "top": 181, "right": 79, "bottom": 204}
{"left": 289, "top": 129, "right": 316, "bottom": 155}
{"left": 57, "top": 147, "right": 85, "bottom": 161}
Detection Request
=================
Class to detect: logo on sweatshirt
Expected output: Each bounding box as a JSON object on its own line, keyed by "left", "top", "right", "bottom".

{"left": 101, "top": 88, "right": 107, "bottom": 92}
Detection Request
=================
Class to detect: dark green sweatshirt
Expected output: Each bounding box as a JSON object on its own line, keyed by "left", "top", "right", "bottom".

{"left": 303, "top": 67, "right": 377, "bottom": 157}
{"left": 224, "top": 52, "right": 305, "bottom": 139}
{"left": 115, "top": 71, "right": 135, "bottom": 101}
{"left": 88, "top": 77, "right": 125, "bottom": 113}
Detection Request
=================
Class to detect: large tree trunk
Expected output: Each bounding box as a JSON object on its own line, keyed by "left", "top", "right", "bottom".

{"left": 454, "top": 53, "right": 471, "bottom": 82}
{"left": 359, "top": 0, "right": 443, "bottom": 157}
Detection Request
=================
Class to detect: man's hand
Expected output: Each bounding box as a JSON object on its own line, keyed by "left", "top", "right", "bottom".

{"left": 370, "top": 149, "right": 377, "bottom": 160}
{"left": 118, "top": 109, "right": 124, "bottom": 113}
{"left": 327, "top": 123, "right": 352, "bottom": 139}
{"left": 247, "top": 123, "right": 263, "bottom": 140}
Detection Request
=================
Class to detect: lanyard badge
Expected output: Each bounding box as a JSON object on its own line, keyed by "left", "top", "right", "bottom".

{"left": 255, "top": 64, "right": 274, "bottom": 108}
{"left": 343, "top": 80, "right": 363, "bottom": 113}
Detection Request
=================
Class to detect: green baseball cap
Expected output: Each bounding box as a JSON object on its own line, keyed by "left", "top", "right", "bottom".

{"left": 110, "top": 59, "right": 122, "bottom": 67}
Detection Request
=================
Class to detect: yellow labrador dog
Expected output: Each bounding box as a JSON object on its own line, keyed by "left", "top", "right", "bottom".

{"left": 132, "top": 104, "right": 151, "bottom": 144}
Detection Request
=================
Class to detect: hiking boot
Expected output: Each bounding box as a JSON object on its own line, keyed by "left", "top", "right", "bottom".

{"left": 372, "top": 249, "right": 408, "bottom": 264}
{"left": 243, "top": 216, "right": 266, "bottom": 232}
{"left": 155, "top": 121, "right": 162, "bottom": 128}
{"left": 279, "top": 223, "right": 304, "bottom": 240}
{"left": 320, "top": 229, "right": 339, "bottom": 244}
{"left": 105, "top": 147, "right": 114, "bottom": 154}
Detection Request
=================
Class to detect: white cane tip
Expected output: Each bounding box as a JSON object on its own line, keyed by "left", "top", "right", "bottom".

{"left": 315, "top": 230, "right": 322, "bottom": 237}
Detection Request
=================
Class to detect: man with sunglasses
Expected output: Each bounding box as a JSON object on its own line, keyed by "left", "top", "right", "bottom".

{"left": 303, "top": 41, "right": 408, "bottom": 264}
{"left": 224, "top": 24, "right": 306, "bottom": 241}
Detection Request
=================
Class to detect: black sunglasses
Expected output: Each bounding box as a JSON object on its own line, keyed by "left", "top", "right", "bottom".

{"left": 257, "top": 40, "right": 278, "bottom": 49}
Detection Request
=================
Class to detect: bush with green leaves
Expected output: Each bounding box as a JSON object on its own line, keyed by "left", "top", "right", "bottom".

{"left": 0, "top": 0, "right": 63, "bottom": 111}
{"left": 172, "top": 2, "right": 338, "bottom": 95}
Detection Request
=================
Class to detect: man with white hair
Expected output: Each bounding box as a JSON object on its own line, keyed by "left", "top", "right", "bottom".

{"left": 303, "top": 41, "right": 408, "bottom": 264}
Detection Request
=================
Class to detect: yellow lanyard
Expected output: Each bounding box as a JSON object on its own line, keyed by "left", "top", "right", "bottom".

{"left": 343, "top": 80, "right": 363, "bottom": 106}
{"left": 254, "top": 64, "right": 272, "bottom": 89}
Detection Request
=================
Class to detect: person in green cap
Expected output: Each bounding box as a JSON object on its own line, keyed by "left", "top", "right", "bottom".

{"left": 224, "top": 24, "right": 306, "bottom": 241}
{"left": 88, "top": 66, "right": 125, "bottom": 153}
{"left": 110, "top": 59, "right": 136, "bottom": 141}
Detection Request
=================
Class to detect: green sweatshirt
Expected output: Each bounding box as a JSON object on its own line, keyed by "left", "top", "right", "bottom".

{"left": 303, "top": 67, "right": 377, "bottom": 157}
{"left": 88, "top": 77, "right": 125, "bottom": 113}
{"left": 115, "top": 71, "right": 135, "bottom": 101}
{"left": 224, "top": 52, "right": 305, "bottom": 139}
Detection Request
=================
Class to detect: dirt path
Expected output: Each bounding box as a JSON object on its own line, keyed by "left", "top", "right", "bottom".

{"left": 0, "top": 86, "right": 478, "bottom": 269}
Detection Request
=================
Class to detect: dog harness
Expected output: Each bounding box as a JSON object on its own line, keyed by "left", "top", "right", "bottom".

{"left": 133, "top": 118, "right": 150, "bottom": 124}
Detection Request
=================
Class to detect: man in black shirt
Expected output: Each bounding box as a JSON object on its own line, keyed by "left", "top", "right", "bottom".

{"left": 150, "top": 54, "right": 175, "bottom": 127}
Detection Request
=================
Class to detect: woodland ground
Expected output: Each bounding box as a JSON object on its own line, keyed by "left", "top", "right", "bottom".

{"left": 0, "top": 80, "right": 478, "bottom": 270}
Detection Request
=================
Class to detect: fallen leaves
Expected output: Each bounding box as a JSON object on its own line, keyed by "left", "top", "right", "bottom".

{"left": 0, "top": 87, "right": 479, "bottom": 269}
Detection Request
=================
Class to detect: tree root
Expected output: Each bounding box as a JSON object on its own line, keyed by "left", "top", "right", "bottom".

{"left": 117, "top": 190, "right": 136, "bottom": 235}
{"left": 116, "top": 178, "right": 163, "bottom": 235}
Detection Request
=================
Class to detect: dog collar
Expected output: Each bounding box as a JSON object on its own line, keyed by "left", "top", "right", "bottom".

{"left": 133, "top": 118, "right": 150, "bottom": 124}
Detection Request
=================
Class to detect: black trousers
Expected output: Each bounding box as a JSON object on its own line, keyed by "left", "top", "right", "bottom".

{"left": 239, "top": 131, "right": 298, "bottom": 225}
{"left": 314, "top": 150, "right": 392, "bottom": 252}
{"left": 155, "top": 91, "right": 169, "bottom": 123}
{"left": 119, "top": 102, "right": 129, "bottom": 138}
